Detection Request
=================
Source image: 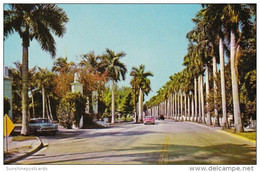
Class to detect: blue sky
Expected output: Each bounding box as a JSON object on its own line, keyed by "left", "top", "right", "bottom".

{"left": 4, "top": 4, "right": 202, "bottom": 101}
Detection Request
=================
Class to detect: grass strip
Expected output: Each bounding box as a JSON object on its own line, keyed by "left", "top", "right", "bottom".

{"left": 11, "top": 136, "right": 37, "bottom": 142}
{"left": 224, "top": 129, "right": 256, "bottom": 141}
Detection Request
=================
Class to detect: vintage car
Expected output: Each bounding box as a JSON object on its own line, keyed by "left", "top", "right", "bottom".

{"left": 29, "top": 118, "right": 58, "bottom": 135}
{"left": 158, "top": 115, "right": 165, "bottom": 120}
{"left": 144, "top": 116, "right": 155, "bottom": 125}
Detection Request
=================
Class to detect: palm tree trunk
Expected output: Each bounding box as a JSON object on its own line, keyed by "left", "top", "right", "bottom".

{"left": 213, "top": 55, "right": 220, "bottom": 127}
{"left": 173, "top": 92, "right": 175, "bottom": 120}
{"left": 164, "top": 99, "right": 168, "bottom": 118}
{"left": 30, "top": 89, "right": 35, "bottom": 118}
{"left": 111, "top": 81, "right": 115, "bottom": 124}
{"left": 198, "top": 76, "right": 202, "bottom": 123}
{"left": 188, "top": 94, "right": 190, "bottom": 121}
{"left": 172, "top": 93, "right": 174, "bottom": 119}
{"left": 205, "top": 64, "right": 212, "bottom": 126}
{"left": 191, "top": 93, "right": 194, "bottom": 121}
{"left": 46, "top": 97, "right": 51, "bottom": 120}
{"left": 180, "top": 91, "right": 183, "bottom": 121}
{"left": 47, "top": 95, "right": 53, "bottom": 121}
{"left": 169, "top": 94, "right": 172, "bottom": 118}
{"left": 184, "top": 93, "right": 187, "bottom": 121}
{"left": 157, "top": 105, "right": 159, "bottom": 118}
{"left": 42, "top": 86, "right": 46, "bottom": 118}
{"left": 21, "top": 45, "right": 29, "bottom": 135}
{"left": 194, "top": 78, "right": 198, "bottom": 122}
{"left": 201, "top": 75, "right": 205, "bottom": 124}
{"left": 219, "top": 37, "right": 228, "bottom": 128}
{"left": 178, "top": 91, "right": 180, "bottom": 121}
{"left": 134, "top": 87, "right": 138, "bottom": 123}
{"left": 169, "top": 94, "right": 171, "bottom": 118}
{"left": 175, "top": 92, "right": 177, "bottom": 120}
{"left": 135, "top": 104, "right": 138, "bottom": 123}
{"left": 230, "top": 30, "right": 243, "bottom": 132}
{"left": 138, "top": 88, "right": 143, "bottom": 122}
{"left": 169, "top": 96, "right": 171, "bottom": 118}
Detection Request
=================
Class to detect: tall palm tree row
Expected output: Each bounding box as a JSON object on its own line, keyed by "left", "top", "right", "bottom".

{"left": 4, "top": 4, "right": 69, "bottom": 135}
{"left": 202, "top": 4, "right": 255, "bottom": 132}
{"left": 145, "top": 4, "right": 255, "bottom": 133}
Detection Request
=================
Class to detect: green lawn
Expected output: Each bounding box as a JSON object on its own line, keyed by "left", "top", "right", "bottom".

{"left": 224, "top": 129, "right": 256, "bottom": 141}
{"left": 11, "top": 136, "right": 37, "bottom": 142}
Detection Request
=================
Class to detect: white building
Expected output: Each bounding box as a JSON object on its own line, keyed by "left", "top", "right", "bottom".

{"left": 4, "top": 66, "right": 13, "bottom": 119}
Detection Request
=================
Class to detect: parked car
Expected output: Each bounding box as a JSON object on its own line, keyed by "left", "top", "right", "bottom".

{"left": 144, "top": 116, "right": 155, "bottom": 125}
{"left": 158, "top": 115, "right": 165, "bottom": 120}
{"left": 29, "top": 118, "right": 58, "bottom": 135}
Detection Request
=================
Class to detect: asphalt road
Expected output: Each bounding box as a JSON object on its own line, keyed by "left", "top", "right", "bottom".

{"left": 15, "top": 119, "right": 256, "bottom": 165}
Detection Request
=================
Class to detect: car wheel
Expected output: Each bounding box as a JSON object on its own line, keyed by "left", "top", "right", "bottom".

{"left": 30, "top": 129, "right": 37, "bottom": 135}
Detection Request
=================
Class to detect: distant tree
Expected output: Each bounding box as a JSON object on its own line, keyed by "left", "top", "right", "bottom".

{"left": 122, "top": 91, "right": 135, "bottom": 116}
{"left": 130, "top": 64, "right": 153, "bottom": 122}
{"left": 35, "top": 67, "right": 55, "bottom": 120}
{"left": 52, "top": 57, "right": 75, "bottom": 74}
{"left": 100, "top": 49, "right": 127, "bottom": 124}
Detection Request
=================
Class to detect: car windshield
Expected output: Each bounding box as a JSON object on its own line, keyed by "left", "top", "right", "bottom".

{"left": 145, "top": 116, "right": 154, "bottom": 119}
{"left": 30, "top": 119, "right": 50, "bottom": 123}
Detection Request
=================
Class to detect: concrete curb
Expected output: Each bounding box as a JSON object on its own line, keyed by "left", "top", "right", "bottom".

{"left": 4, "top": 137, "right": 43, "bottom": 164}
{"left": 94, "top": 121, "right": 109, "bottom": 128}
{"left": 185, "top": 121, "right": 221, "bottom": 130}
{"left": 216, "top": 129, "right": 256, "bottom": 144}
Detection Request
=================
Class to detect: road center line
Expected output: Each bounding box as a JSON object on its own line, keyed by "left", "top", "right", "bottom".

{"left": 158, "top": 134, "right": 170, "bottom": 164}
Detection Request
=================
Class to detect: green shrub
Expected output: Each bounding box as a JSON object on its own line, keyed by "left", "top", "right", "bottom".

{"left": 125, "top": 116, "right": 133, "bottom": 122}
{"left": 117, "top": 115, "right": 133, "bottom": 122}
{"left": 57, "top": 93, "right": 86, "bottom": 128}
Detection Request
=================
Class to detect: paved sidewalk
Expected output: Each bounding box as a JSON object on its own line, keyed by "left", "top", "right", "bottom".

{"left": 4, "top": 136, "right": 43, "bottom": 164}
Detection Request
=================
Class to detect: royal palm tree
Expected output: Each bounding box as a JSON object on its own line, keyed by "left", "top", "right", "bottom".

{"left": 183, "top": 41, "right": 202, "bottom": 123}
{"left": 101, "top": 49, "right": 127, "bottom": 124}
{"left": 192, "top": 11, "right": 215, "bottom": 125}
{"left": 130, "top": 78, "right": 139, "bottom": 122}
{"left": 183, "top": 67, "right": 194, "bottom": 121}
{"left": 28, "top": 66, "right": 37, "bottom": 118}
{"left": 202, "top": 4, "right": 227, "bottom": 127}
{"left": 130, "top": 64, "right": 153, "bottom": 122}
{"left": 170, "top": 74, "right": 179, "bottom": 120}
{"left": 4, "top": 4, "right": 68, "bottom": 135}
{"left": 9, "top": 63, "right": 38, "bottom": 119}
{"left": 35, "top": 67, "right": 55, "bottom": 120}
{"left": 204, "top": 4, "right": 253, "bottom": 132}
{"left": 162, "top": 81, "right": 172, "bottom": 119}
{"left": 52, "top": 57, "right": 75, "bottom": 74}
{"left": 79, "top": 51, "right": 103, "bottom": 74}
{"left": 221, "top": 4, "right": 253, "bottom": 132}
{"left": 174, "top": 72, "right": 183, "bottom": 121}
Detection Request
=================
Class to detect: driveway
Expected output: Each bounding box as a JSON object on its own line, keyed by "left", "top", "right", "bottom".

{"left": 14, "top": 120, "right": 256, "bottom": 164}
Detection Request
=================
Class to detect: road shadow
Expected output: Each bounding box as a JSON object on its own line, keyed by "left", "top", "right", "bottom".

{"left": 39, "top": 129, "right": 85, "bottom": 140}
{"left": 20, "top": 143, "right": 256, "bottom": 165}
{"left": 75, "top": 130, "right": 162, "bottom": 139}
